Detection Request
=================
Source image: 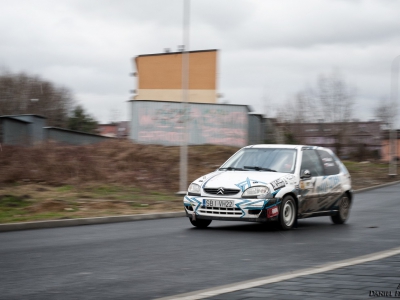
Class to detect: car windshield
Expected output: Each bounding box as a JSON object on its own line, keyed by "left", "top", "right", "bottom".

{"left": 219, "top": 148, "right": 297, "bottom": 173}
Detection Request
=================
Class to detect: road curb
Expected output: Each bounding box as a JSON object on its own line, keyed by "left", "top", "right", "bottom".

{"left": 1, "top": 181, "right": 399, "bottom": 232}
{"left": 353, "top": 180, "right": 400, "bottom": 194}
{"left": 0, "top": 212, "right": 185, "bottom": 232}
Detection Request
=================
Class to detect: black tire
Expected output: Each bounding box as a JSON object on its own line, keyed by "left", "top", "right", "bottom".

{"left": 279, "top": 195, "right": 297, "bottom": 230}
{"left": 189, "top": 218, "right": 212, "bottom": 228}
{"left": 331, "top": 194, "right": 351, "bottom": 224}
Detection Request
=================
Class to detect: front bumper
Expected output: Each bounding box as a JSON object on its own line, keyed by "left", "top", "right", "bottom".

{"left": 183, "top": 195, "right": 281, "bottom": 223}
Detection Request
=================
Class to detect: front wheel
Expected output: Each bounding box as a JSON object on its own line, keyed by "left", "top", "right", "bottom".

{"left": 189, "top": 218, "right": 212, "bottom": 228}
{"left": 279, "top": 195, "right": 297, "bottom": 230}
{"left": 331, "top": 194, "right": 351, "bottom": 224}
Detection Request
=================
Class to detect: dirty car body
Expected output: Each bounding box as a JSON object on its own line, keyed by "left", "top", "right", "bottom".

{"left": 183, "top": 144, "right": 352, "bottom": 230}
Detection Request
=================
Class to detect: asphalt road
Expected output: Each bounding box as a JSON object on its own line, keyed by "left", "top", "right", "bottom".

{"left": 0, "top": 184, "right": 399, "bottom": 300}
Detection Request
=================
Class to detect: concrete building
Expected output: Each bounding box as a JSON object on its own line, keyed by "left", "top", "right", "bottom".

{"left": 129, "top": 100, "right": 268, "bottom": 147}
{"left": 133, "top": 49, "right": 218, "bottom": 103}
{"left": 279, "top": 121, "right": 382, "bottom": 159}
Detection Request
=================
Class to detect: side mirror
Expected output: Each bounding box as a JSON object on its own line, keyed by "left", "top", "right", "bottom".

{"left": 301, "top": 169, "right": 311, "bottom": 179}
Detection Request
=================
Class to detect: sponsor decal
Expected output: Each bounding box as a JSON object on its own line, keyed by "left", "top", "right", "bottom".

{"left": 235, "top": 177, "right": 267, "bottom": 192}
{"left": 267, "top": 206, "right": 279, "bottom": 218}
{"left": 316, "top": 175, "right": 340, "bottom": 193}
{"left": 283, "top": 174, "right": 296, "bottom": 185}
{"left": 324, "top": 162, "right": 335, "bottom": 167}
{"left": 271, "top": 178, "right": 286, "bottom": 190}
{"left": 299, "top": 180, "right": 315, "bottom": 190}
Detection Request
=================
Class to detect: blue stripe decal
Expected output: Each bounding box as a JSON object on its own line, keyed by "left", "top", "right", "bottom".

{"left": 272, "top": 189, "right": 280, "bottom": 196}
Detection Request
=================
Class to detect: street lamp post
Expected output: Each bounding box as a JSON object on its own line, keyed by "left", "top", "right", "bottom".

{"left": 389, "top": 55, "right": 400, "bottom": 176}
{"left": 179, "top": 0, "right": 190, "bottom": 194}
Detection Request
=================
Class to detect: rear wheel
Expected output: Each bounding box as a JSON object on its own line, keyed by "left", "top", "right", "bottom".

{"left": 331, "top": 194, "right": 351, "bottom": 224}
{"left": 279, "top": 195, "right": 297, "bottom": 230}
{"left": 189, "top": 218, "right": 212, "bottom": 228}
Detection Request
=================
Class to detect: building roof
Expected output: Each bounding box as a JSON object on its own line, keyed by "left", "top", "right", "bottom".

{"left": 0, "top": 114, "right": 46, "bottom": 119}
{"left": 136, "top": 49, "right": 218, "bottom": 58}
{"left": 127, "top": 99, "right": 251, "bottom": 111}
{"left": 0, "top": 116, "right": 31, "bottom": 123}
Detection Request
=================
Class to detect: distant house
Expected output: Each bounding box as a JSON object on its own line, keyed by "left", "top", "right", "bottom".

{"left": 98, "top": 123, "right": 118, "bottom": 137}
{"left": 278, "top": 121, "right": 382, "bottom": 159}
{"left": 381, "top": 130, "right": 400, "bottom": 162}
{"left": 98, "top": 122, "right": 129, "bottom": 138}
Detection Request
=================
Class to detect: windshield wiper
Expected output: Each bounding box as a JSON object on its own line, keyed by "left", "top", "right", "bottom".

{"left": 219, "top": 167, "right": 247, "bottom": 171}
{"left": 244, "top": 166, "right": 277, "bottom": 172}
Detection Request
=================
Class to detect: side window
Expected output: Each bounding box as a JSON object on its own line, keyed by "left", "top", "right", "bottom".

{"left": 301, "top": 150, "right": 324, "bottom": 177}
{"left": 317, "top": 150, "right": 340, "bottom": 175}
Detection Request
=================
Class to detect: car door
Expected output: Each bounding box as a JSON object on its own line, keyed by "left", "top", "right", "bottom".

{"left": 298, "top": 149, "right": 325, "bottom": 215}
{"left": 315, "top": 149, "right": 342, "bottom": 211}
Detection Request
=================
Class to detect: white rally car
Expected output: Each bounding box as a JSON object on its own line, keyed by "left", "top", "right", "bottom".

{"left": 183, "top": 144, "right": 352, "bottom": 230}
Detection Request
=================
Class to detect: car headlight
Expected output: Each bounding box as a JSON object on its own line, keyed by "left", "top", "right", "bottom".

{"left": 188, "top": 183, "right": 201, "bottom": 195}
{"left": 242, "top": 186, "right": 270, "bottom": 198}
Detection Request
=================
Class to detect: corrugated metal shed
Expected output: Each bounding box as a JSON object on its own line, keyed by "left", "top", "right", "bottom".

{"left": 0, "top": 117, "right": 30, "bottom": 145}
{"left": 11, "top": 115, "right": 46, "bottom": 143}
{"left": 44, "top": 127, "right": 111, "bottom": 145}
{"left": 130, "top": 100, "right": 250, "bottom": 147}
{"left": 0, "top": 114, "right": 46, "bottom": 145}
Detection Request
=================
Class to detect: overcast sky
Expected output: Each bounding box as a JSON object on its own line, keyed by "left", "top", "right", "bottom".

{"left": 1, "top": 0, "right": 400, "bottom": 124}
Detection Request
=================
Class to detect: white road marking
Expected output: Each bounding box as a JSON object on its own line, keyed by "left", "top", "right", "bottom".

{"left": 156, "top": 246, "right": 400, "bottom": 300}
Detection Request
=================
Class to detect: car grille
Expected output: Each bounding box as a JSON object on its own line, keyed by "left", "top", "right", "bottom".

{"left": 203, "top": 188, "right": 240, "bottom": 195}
{"left": 198, "top": 207, "right": 242, "bottom": 216}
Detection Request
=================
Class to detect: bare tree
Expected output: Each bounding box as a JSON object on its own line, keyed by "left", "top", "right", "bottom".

{"left": 275, "top": 71, "right": 357, "bottom": 156}
{"left": 374, "top": 97, "right": 396, "bottom": 129}
{"left": 0, "top": 70, "right": 74, "bottom": 127}
{"left": 317, "top": 71, "right": 356, "bottom": 156}
{"left": 317, "top": 71, "right": 356, "bottom": 123}
{"left": 276, "top": 92, "right": 314, "bottom": 123}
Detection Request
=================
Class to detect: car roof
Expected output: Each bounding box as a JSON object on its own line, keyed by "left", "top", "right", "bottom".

{"left": 245, "top": 144, "right": 306, "bottom": 150}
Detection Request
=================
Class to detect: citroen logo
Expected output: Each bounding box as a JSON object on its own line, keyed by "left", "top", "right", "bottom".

{"left": 217, "top": 187, "right": 224, "bottom": 195}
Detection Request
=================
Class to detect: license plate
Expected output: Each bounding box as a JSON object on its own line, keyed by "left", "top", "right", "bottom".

{"left": 205, "top": 199, "right": 234, "bottom": 208}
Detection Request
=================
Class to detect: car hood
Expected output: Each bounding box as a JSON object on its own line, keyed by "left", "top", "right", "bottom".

{"left": 199, "top": 171, "right": 295, "bottom": 191}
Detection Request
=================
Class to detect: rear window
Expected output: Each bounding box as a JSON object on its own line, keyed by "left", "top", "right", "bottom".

{"left": 317, "top": 150, "right": 340, "bottom": 175}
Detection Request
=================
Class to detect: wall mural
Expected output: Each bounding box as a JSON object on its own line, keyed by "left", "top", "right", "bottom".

{"left": 131, "top": 102, "right": 248, "bottom": 147}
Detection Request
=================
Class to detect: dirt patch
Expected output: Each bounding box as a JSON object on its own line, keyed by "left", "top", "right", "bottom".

{"left": 28, "top": 200, "right": 69, "bottom": 213}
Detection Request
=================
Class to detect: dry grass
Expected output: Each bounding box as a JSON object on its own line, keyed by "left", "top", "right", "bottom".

{"left": 0, "top": 140, "right": 238, "bottom": 189}
{"left": 0, "top": 141, "right": 398, "bottom": 223}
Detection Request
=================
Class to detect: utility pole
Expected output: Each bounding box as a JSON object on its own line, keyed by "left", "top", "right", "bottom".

{"left": 179, "top": 0, "right": 190, "bottom": 193}
{"left": 389, "top": 55, "right": 399, "bottom": 176}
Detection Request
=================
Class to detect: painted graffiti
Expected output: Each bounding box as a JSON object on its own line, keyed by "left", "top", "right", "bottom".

{"left": 134, "top": 103, "right": 248, "bottom": 147}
